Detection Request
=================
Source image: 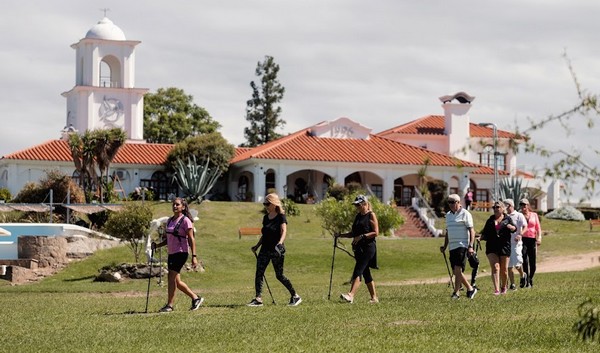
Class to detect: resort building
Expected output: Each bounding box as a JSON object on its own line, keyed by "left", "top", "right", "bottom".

{"left": 0, "top": 17, "right": 561, "bottom": 211}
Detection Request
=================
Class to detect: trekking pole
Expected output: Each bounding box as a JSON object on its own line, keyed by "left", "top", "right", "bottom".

{"left": 157, "top": 226, "right": 164, "bottom": 286}
{"left": 441, "top": 249, "right": 453, "bottom": 287}
{"left": 327, "top": 235, "right": 338, "bottom": 300}
{"left": 253, "top": 250, "right": 275, "bottom": 304}
{"left": 145, "top": 248, "right": 154, "bottom": 314}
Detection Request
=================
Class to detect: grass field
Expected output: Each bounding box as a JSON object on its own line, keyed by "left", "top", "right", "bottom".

{"left": 1, "top": 202, "right": 599, "bottom": 352}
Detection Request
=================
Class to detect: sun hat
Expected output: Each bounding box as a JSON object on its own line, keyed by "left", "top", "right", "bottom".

{"left": 519, "top": 198, "right": 530, "bottom": 205}
{"left": 264, "top": 193, "right": 282, "bottom": 207}
{"left": 503, "top": 199, "right": 514, "bottom": 208}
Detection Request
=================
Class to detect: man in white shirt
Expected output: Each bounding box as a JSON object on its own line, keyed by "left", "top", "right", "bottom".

{"left": 504, "top": 199, "right": 527, "bottom": 290}
{"left": 440, "top": 194, "right": 478, "bottom": 299}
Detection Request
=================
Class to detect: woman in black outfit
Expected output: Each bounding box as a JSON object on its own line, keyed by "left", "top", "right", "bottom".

{"left": 247, "top": 193, "right": 302, "bottom": 307}
{"left": 336, "top": 194, "right": 379, "bottom": 304}
{"left": 481, "top": 201, "right": 516, "bottom": 295}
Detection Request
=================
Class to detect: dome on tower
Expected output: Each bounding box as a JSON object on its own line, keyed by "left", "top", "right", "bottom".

{"left": 85, "top": 17, "right": 126, "bottom": 40}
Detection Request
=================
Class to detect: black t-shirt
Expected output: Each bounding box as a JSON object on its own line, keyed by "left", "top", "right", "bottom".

{"left": 352, "top": 211, "right": 376, "bottom": 247}
{"left": 261, "top": 213, "right": 287, "bottom": 252}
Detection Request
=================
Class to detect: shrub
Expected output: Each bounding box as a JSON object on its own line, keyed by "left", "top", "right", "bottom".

{"left": 281, "top": 198, "right": 300, "bottom": 217}
{"left": 0, "top": 188, "right": 12, "bottom": 202}
{"left": 573, "top": 298, "right": 600, "bottom": 343}
{"left": 103, "top": 203, "right": 153, "bottom": 263}
{"left": 316, "top": 192, "right": 403, "bottom": 236}
{"left": 545, "top": 206, "right": 585, "bottom": 221}
{"left": 327, "top": 184, "right": 349, "bottom": 201}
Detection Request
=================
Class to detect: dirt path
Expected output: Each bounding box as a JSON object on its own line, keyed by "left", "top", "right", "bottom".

{"left": 380, "top": 251, "right": 600, "bottom": 287}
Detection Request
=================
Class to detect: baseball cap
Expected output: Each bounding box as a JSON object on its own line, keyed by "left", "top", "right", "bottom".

{"left": 352, "top": 194, "right": 368, "bottom": 205}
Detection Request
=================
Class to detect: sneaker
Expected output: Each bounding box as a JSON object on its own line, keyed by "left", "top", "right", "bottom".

{"left": 288, "top": 295, "right": 302, "bottom": 306}
{"left": 529, "top": 277, "right": 534, "bottom": 288}
{"left": 159, "top": 304, "right": 173, "bottom": 313}
{"left": 500, "top": 287, "right": 507, "bottom": 294}
{"left": 466, "top": 287, "right": 478, "bottom": 299}
{"left": 340, "top": 293, "right": 354, "bottom": 303}
{"left": 509, "top": 283, "right": 517, "bottom": 291}
{"left": 520, "top": 273, "right": 528, "bottom": 288}
{"left": 247, "top": 298, "right": 263, "bottom": 307}
{"left": 190, "top": 296, "right": 204, "bottom": 311}
{"left": 494, "top": 290, "right": 501, "bottom": 296}
{"left": 451, "top": 292, "right": 460, "bottom": 300}
{"left": 369, "top": 298, "right": 379, "bottom": 304}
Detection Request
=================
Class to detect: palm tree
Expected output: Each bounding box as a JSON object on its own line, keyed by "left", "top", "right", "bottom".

{"left": 93, "top": 129, "right": 126, "bottom": 202}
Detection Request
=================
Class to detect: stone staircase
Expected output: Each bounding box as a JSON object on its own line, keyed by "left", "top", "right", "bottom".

{"left": 394, "top": 206, "right": 434, "bottom": 237}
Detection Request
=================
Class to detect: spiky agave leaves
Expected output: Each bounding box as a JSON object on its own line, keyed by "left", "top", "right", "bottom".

{"left": 173, "top": 155, "right": 222, "bottom": 203}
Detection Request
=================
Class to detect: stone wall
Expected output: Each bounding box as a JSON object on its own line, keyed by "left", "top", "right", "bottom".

{"left": 17, "top": 236, "right": 68, "bottom": 268}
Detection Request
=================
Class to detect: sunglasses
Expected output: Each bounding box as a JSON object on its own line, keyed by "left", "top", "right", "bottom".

{"left": 263, "top": 202, "right": 271, "bottom": 206}
{"left": 492, "top": 206, "right": 501, "bottom": 209}
{"left": 173, "top": 203, "right": 182, "bottom": 206}
{"left": 448, "top": 200, "right": 457, "bottom": 204}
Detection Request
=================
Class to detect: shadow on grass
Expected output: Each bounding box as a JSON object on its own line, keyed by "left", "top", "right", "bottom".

{"left": 63, "top": 275, "right": 96, "bottom": 282}
{"left": 104, "top": 304, "right": 248, "bottom": 316}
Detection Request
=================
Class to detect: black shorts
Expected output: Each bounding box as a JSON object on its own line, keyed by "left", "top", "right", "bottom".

{"left": 449, "top": 247, "right": 468, "bottom": 271}
{"left": 167, "top": 252, "right": 188, "bottom": 273}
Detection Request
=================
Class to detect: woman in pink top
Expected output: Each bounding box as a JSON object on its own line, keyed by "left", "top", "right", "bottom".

{"left": 152, "top": 197, "right": 204, "bottom": 312}
{"left": 519, "top": 199, "right": 542, "bottom": 288}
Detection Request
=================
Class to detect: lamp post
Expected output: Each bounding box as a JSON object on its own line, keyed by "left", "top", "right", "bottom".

{"left": 478, "top": 122, "right": 498, "bottom": 201}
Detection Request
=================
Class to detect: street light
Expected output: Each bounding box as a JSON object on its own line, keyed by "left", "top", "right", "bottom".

{"left": 478, "top": 122, "right": 498, "bottom": 201}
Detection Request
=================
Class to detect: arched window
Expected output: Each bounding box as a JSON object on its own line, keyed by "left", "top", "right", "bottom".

{"left": 265, "top": 171, "right": 275, "bottom": 192}
{"left": 479, "top": 145, "right": 507, "bottom": 170}
{"left": 238, "top": 175, "right": 249, "bottom": 200}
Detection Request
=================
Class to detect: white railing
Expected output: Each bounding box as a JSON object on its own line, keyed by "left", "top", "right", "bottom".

{"left": 411, "top": 187, "right": 443, "bottom": 237}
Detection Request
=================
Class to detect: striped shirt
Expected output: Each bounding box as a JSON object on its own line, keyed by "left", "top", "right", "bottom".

{"left": 446, "top": 207, "right": 474, "bottom": 250}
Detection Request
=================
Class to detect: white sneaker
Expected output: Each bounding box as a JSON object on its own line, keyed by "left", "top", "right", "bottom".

{"left": 340, "top": 293, "right": 353, "bottom": 303}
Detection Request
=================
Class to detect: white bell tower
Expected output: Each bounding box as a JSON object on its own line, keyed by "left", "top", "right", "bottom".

{"left": 61, "top": 17, "right": 148, "bottom": 141}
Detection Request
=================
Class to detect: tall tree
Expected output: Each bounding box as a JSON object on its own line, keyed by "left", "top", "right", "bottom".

{"left": 242, "top": 55, "right": 286, "bottom": 147}
{"left": 144, "top": 87, "right": 220, "bottom": 144}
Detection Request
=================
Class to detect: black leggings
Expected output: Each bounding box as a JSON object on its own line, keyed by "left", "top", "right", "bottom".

{"left": 255, "top": 250, "right": 296, "bottom": 298}
{"left": 522, "top": 237, "right": 537, "bottom": 279}
{"left": 352, "top": 244, "right": 376, "bottom": 284}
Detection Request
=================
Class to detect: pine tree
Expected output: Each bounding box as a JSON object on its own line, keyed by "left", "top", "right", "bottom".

{"left": 242, "top": 56, "right": 286, "bottom": 147}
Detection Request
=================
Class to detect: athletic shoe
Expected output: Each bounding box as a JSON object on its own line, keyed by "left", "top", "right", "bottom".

{"left": 494, "top": 290, "right": 501, "bottom": 296}
{"left": 369, "top": 298, "right": 379, "bottom": 304}
{"left": 159, "top": 304, "right": 173, "bottom": 313}
{"left": 509, "top": 284, "right": 517, "bottom": 291}
{"left": 451, "top": 292, "right": 460, "bottom": 300}
{"left": 247, "top": 298, "right": 263, "bottom": 307}
{"left": 466, "top": 287, "right": 478, "bottom": 299}
{"left": 340, "top": 293, "right": 353, "bottom": 303}
{"left": 519, "top": 273, "right": 527, "bottom": 288}
{"left": 500, "top": 287, "right": 507, "bottom": 294}
{"left": 288, "top": 295, "right": 302, "bottom": 306}
{"left": 529, "top": 278, "right": 534, "bottom": 288}
{"left": 190, "top": 296, "right": 204, "bottom": 311}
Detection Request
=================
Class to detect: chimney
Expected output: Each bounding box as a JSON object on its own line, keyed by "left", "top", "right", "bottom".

{"left": 439, "top": 92, "right": 475, "bottom": 160}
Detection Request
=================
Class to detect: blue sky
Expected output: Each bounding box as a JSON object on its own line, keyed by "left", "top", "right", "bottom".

{"left": 1, "top": 0, "right": 599, "bottom": 203}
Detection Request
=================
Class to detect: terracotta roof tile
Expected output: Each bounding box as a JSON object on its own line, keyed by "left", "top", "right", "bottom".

{"left": 377, "top": 115, "right": 517, "bottom": 139}
{"left": 2, "top": 140, "right": 173, "bottom": 166}
{"left": 231, "top": 128, "right": 483, "bottom": 169}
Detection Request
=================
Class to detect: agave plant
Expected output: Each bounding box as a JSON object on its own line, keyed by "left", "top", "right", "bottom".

{"left": 172, "top": 155, "right": 221, "bottom": 203}
{"left": 499, "top": 176, "right": 525, "bottom": 202}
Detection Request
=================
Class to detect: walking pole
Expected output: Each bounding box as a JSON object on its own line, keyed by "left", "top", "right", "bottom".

{"left": 158, "top": 226, "right": 164, "bottom": 286}
{"left": 253, "top": 251, "right": 275, "bottom": 304}
{"left": 441, "top": 249, "right": 453, "bottom": 287}
{"left": 327, "top": 236, "right": 338, "bottom": 300}
{"left": 145, "top": 248, "right": 154, "bottom": 314}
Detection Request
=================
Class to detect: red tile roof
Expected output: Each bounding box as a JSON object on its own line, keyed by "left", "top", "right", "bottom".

{"left": 377, "top": 115, "right": 517, "bottom": 139}
{"left": 231, "top": 128, "right": 484, "bottom": 169}
{"left": 2, "top": 140, "right": 174, "bottom": 165}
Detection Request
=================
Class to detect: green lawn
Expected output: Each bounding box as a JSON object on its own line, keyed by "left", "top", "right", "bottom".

{"left": 1, "top": 202, "right": 599, "bottom": 352}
